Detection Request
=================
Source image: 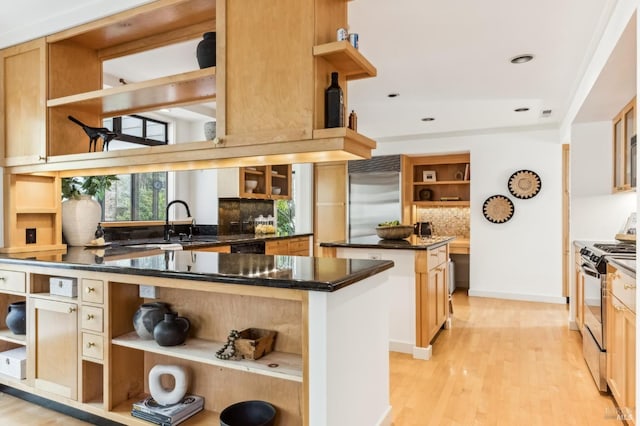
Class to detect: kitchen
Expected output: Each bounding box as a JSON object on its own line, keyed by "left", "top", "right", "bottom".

{"left": 0, "top": 0, "right": 637, "bottom": 425}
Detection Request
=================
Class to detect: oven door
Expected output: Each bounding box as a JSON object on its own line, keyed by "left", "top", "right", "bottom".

{"left": 581, "top": 263, "right": 605, "bottom": 350}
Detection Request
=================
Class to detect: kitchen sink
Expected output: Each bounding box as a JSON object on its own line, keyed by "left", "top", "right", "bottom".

{"left": 124, "top": 243, "right": 183, "bottom": 250}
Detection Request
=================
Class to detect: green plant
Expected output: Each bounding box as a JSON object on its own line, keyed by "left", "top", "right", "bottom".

{"left": 61, "top": 175, "right": 119, "bottom": 202}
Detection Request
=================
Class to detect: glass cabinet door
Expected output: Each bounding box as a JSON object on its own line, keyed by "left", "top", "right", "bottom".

{"left": 614, "top": 118, "right": 624, "bottom": 190}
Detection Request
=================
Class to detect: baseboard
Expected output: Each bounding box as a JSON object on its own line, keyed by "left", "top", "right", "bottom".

{"left": 375, "top": 404, "right": 393, "bottom": 426}
{"left": 569, "top": 320, "right": 580, "bottom": 331}
{"left": 412, "top": 345, "right": 432, "bottom": 360}
{"left": 467, "top": 289, "right": 566, "bottom": 304}
{"left": 388, "top": 340, "right": 413, "bottom": 354}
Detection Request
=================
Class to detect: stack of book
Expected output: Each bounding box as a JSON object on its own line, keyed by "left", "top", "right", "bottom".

{"left": 131, "top": 394, "right": 204, "bottom": 425}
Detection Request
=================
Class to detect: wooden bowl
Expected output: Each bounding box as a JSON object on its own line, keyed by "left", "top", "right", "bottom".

{"left": 375, "top": 225, "right": 413, "bottom": 240}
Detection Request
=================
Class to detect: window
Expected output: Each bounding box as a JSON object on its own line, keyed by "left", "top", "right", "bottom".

{"left": 103, "top": 115, "right": 168, "bottom": 146}
{"left": 102, "top": 172, "right": 168, "bottom": 221}
{"left": 276, "top": 170, "right": 295, "bottom": 233}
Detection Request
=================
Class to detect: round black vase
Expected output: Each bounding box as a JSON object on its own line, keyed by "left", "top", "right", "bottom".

{"left": 6, "top": 301, "right": 26, "bottom": 335}
{"left": 196, "top": 32, "right": 216, "bottom": 69}
{"left": 153, "top": 312, "right": 191, "bottom": 346}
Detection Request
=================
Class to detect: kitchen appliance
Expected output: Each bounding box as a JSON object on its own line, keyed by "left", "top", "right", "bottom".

{"left": 414, "top": 222, "right": 433, "bottom": 237}
{"left": 579, "top": 241, "right": 636, "bottom": 391}
{"left": 230, "top": 241, "right": 266, "bottom": 254}
{"left": 348, "top": 155, "right": 402, "bottom": 238}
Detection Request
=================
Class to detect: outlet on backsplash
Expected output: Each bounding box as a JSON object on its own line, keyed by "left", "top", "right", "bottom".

{"left": 417, "top": 207, "right": 470, "bottom": 238}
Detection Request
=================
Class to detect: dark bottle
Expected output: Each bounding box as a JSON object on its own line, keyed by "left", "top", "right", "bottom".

{"left": 325, "top": 72, "right": 344, "bottom": 128}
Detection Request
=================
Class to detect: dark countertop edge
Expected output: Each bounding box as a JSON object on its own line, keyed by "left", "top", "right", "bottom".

{"left": 320, "top": 236, "right": 456, "bottom": 251}
{"left": 116, "top": 232, "right": 314, "bottom": 248}
{"left": 607, "top": 257, "right": 636, "bottom": 278}
{"left": 0, "top": 256, "right": 394, "bottom": 293}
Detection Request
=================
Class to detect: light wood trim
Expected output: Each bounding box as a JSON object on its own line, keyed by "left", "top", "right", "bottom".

{"left": 562, "top": 144, "right": 570, "bottom": 297}
{"left": 301, "top": 291, "right": 310, "bottom": 426}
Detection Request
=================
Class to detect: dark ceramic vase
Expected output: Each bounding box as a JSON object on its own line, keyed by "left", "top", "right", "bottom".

{"left": 6, "top": 301, "right": 26, "bottom": 335}
{"left": 196, "top": 32, "right": 216, "bottom": 69}
{"left": 133, "top": 302, "right": 171, "bottom": 340}
{"left": 153, "top": 312, "right": 191, "bottom": 346}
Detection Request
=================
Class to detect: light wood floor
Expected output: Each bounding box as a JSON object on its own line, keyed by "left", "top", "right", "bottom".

{"left": 0, "top": 292, "right": 623, "bottom": 425}
{"left": 390, "top": 291, "right": 622, "bottom": 426}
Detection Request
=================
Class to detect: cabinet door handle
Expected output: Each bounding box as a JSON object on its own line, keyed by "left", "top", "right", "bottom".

{"left": 38, "top": 156, "right": 46, "bottom": 162}
{"left": 623, "top": 283, "right": 636, "bottom": 290}
{"left": 68, "top": 307, "right": 76, "bottom": 313}
{"left": 86, "top": 314, "right": 95, "bottom": 320}
{"left": 86, "top": 287, "right": 95, "bottom": 293}
{"left": 614, "top": 304, "right": 626, "bottom": 312}
{"left": 0, "top": 276, "right": 6, "bottom": 281}
{"left": 86, "top": 342, "right": 96, "bottom": 348}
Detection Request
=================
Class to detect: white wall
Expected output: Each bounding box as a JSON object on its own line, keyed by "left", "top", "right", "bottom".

{"left": 375, "top": 128, "right": 565, "bottom": 303}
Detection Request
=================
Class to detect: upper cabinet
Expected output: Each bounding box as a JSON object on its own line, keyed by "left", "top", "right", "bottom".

{"left": 218, "top": 165, "right": 292, "bottom": 200}
{"left": 613, "top": 97, "right": 636, "bottom": 193}
{"left": 408, "top": 154, "right": 471, "bottom": 207}
{"left": 0, "top": 0, "right": 377, "bottom": 176}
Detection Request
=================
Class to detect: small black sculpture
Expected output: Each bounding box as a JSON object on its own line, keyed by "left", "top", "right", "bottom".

{"left": 68, "top": 115, "right": 118, "bottom": 152}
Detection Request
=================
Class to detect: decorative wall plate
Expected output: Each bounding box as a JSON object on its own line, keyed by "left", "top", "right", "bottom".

{"left": 419, "top": 188, "right": 433, "bottom": 201}
{"left": 508, "top": 169, "right": 541, "bottom": 199}
{"left": 482, "top": 195, "right": 514, "bottom": 223}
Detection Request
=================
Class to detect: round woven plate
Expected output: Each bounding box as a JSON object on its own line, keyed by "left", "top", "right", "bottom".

{"left": 482, "top": 195, "right": 514, "bottom": 224}
{"left": 508, "top": 169, "right": 541, "bottom": 199}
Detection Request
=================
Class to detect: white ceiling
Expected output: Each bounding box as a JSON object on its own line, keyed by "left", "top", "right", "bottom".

{"left": 0, "top": 0, "right": 633, "bottom": 139}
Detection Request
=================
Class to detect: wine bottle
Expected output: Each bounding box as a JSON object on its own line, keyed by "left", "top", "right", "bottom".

{"left": 325, "top": 72, "right": 344, "bottom": 128}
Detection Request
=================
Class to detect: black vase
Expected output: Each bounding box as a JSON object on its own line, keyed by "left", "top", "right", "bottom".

{"left": 6, "top": 301, "right": 26, "bottom": 335}
{"left": 133, "top": 302, "right": 171, "bottom": 340}
{"left": 153, "top": 312, "right": 191, "bottom": 346}
{"left": 196, "top": 32, "right": 216, "bottom": 69}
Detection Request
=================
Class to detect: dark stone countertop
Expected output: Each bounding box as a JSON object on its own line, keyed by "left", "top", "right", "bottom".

{"left": 320, "top": 235, "right": 456, "bottom": 250}
{"left": 0, "top": 245, "right": 393, "bottom": 292}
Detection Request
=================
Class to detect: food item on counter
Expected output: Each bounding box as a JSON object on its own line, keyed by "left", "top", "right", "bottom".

{"left": 89, "top": 237, "right": 105, "bottom": 246}
{"left": 378, "top": 220, "right": 401, "bottom": 227}
{"left": 255, "top": 224, "right": 276, "bottom": 234}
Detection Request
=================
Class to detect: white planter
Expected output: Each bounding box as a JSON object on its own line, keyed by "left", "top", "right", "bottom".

{"left": 62, "top": 195, "right": 102, "bottom": 246}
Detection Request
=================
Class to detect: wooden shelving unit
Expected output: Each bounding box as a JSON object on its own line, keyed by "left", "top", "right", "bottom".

{"left": 0, "top": 329, "right": 26, "bottom": 345}
{"left": 313, "top": 41, "right": 377, "bottom": 80}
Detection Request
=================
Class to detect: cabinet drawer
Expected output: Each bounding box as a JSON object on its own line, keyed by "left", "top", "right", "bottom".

{"left": 427, "top": 246, "right": 447, "bottom": 269}
{"left": 612, "top": 271, "right": 636, "bottom": 313}
{"left": 0, "top": 270, "right": 26, "bottom": 293}
{"left": 81, "top": 279, "right": 104, "bottom": 304}
{"left": 82, "top": 333, "right": 103, "bottom": 361}
{"left": 81, "top": 306, "right": 104, "bottom": 333}
{"left": 289, "top": 238, "right": 309, "bottom": 253}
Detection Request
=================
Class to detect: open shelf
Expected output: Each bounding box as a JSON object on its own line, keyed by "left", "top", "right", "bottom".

{"left": 413, "top": 201, "right": 471, "bottom": 207}
{"left": 112, "top": 332, "right": 303, "bottom": 382}
{"left": 47, "top": 68, "right": 216, "bottom": 117}
{"left": 313, "top": 41, "right": 377, "bottom": 80}
{"left": 414, "top": 180, "right": 470, "bottom": 186}
{"left": 111, "top": 395, "right": 218, "bottom": 426}
{"left": 0, "top": 329, "right": 26, "bottom": 345}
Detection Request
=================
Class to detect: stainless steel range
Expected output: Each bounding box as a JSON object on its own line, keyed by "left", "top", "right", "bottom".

{"left": 579, "top": 241, "right": 636, "bottom": 392}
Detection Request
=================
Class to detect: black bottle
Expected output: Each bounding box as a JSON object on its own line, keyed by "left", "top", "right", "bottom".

{"left": 325, "top": 72, "right": 344, "bottom": 128}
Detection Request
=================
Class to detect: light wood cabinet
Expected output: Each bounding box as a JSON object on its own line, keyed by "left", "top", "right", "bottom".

{"left": 416, "top": 244, "right": 450, "bottom": 348}
{"left": 265, "top": 236, "right": 310, "bottom": 256}
{"left": 575, "top": 247, "right": 584, "bottom": 332}
{"left": 218, "top": 165, "right": 292, "bottom": 200}
{"left": 612, "top": 97, "right": 636, "bottom": 192}
{"left": 314, "top": 162, "right": 347, "bottom": 256}
{"left": 606, "top": 264, "right": 636, "bottom": 424}
{"left": 408, "top": 153, "right": 471, "bottom": 207}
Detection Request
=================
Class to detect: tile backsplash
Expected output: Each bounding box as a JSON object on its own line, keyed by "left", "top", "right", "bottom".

{"left": 417, "top": 207, "right": 470, "bottom": 238}
{"left": 218, "top": 198, "right": 274, "bottom": 234}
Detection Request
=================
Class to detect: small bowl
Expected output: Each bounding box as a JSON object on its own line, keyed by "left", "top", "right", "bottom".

{"left": 271, "top": 186, "right": 281, "bottom": 195}
{"left": 245, "top": 180, "right": 258, "bottom": 193}
{"left": 220, "top": 400, "right": 276, "bottom": 426}
{"left": 375, "top": 225, "right": 413, "bottom": 240}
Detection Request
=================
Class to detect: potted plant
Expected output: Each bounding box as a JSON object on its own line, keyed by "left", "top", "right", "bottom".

{"left": 61, "top": 175, "right": 118, "bottom": 246}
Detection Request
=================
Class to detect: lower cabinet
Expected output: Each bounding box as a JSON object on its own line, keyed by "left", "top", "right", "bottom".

{"left": 575, "top": 248, "right": 584, "bottom": 332}
{"left": 265, "top": 236, "right": 310, "bottom": 256}
{"left": 417, "top": 244, "right": 449, "bottom": 348}
{"left": 30, "top": 296, "right": 78, "bottom": 400}
{"left": 606, "top": 264, "right": 636, "bottom": 424}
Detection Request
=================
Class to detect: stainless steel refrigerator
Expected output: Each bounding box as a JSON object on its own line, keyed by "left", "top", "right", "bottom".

{"left": 348, "top": 155, "right": 402, "bottom": 238}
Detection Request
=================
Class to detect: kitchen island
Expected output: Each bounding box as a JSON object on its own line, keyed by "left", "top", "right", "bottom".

{"left": 320, "top": 235, "right": 454, "bottom": 360}
{"left": 0, "top": 249, "right": 393, "bottom": 426}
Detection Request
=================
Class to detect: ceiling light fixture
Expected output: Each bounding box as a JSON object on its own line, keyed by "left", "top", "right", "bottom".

{"left": 514, "top": 107, "right": 529, "bottom": 112}
{"left": 421, "top": 117, "right": 435, "bottom": 122}
{"left": 510, "top": 54, "right": 534, "bottom": 64}
{"left": 387, "top": 93, "right": 400, "bottom": 98}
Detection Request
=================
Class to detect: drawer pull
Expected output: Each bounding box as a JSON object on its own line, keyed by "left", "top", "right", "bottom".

{"left": 86, "top": 287, "right": 95, "bottom": 293}
{"left": 86, "top": 314, "right": 95, "bottom": 320}
{"left": 58, "top": 282, "right": 63, "bottom": 287}
{"left": 86, "top": 342, "right": 96, "bottom": 348}
{"left": 68, "top": 307, "right": 76, "bottom": 314}
{"left": 614, "top": 304, "right": 626, "bottom": 312}
{"left": 0, "top": 276, "right": 6, "bottom": 281}
{"left": 623, "top": 283, "right": 636, "bottom": 290}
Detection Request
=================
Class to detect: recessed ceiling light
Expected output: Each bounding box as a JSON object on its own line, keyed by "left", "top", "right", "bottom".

{"left": 514, "top": 107, "right": 530, "bottom": 112}
{"left": 510, "top": 54, "right": 534, "bottom": 64}
{"left": 421, "top": 117, "right": 435, "bottom": 122}
{"left": 387, "top": 93, "right": 400, "bottom": 98}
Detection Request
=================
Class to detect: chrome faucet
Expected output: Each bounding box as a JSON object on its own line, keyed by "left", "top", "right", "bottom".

{"left": 164, "top": 200, "right": 192, "bottom": 241}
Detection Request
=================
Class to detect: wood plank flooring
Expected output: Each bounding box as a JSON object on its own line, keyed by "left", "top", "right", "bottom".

{"left": 390, "top": 291, "right": 623, "bottom": 426}
{"left": 0, "top": 292, "right": 623, "bottom": 425}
